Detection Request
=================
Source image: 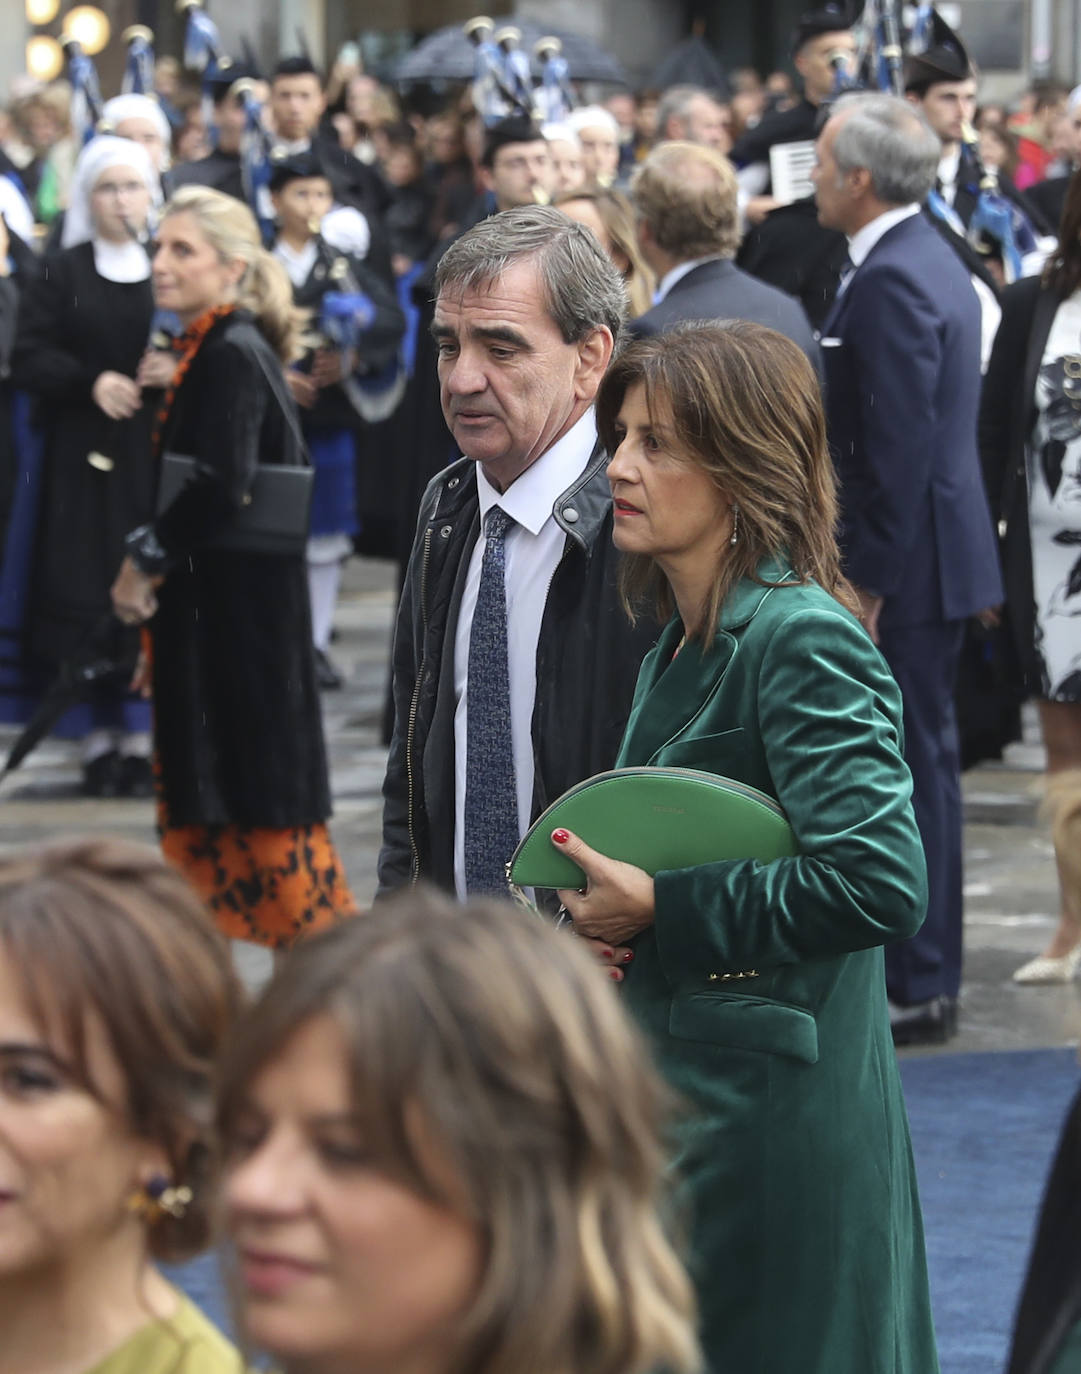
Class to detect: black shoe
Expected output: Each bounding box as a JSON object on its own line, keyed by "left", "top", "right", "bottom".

{"left": 82, "top": 750, "right": 123, "bottom": 798}
{"left": 117, "top": 755, "right": 154, "bottom": 799}
{"left": 889, "top": 995, "right": 958, "bottom": 1048}
{"left": 314, "top": 647, "right": 344, "bottom": 691}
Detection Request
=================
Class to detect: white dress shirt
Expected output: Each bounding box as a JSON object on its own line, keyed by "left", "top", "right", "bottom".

{"left": 937, "top": 146, "right": 962, "bottom": 207}
{"left": 452, "top": 408, "right": 598, "bottom": 899}
{"left": 273, "top": 238, "right": 319, "bottom": 287}
{"left": 846, "top": 203, "right": 921, "bottom": 269}
{"left": 653, "top": 255, "right": 725, "bottom": 304}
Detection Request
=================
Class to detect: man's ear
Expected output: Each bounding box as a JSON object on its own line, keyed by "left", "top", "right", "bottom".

{"left": 478, "top": 165, "right": 495, "bottom": 194}
{"left": 848, "top": 165, "right": 874, "bottom": 202}
{"left": 574, "top": 326, "right": 615, "bottom": 401}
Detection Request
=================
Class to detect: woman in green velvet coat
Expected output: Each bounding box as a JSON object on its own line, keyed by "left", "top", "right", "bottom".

{"left": 554, "top": 322, "right": 940, "bottom": 1373}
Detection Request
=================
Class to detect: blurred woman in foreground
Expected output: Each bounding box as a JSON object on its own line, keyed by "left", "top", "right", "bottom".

{"left": 0, "top": 837, "right": 243, "bottom": 1373}
{"left": 217, "top": 889, "right": 700, "bottom": 1374}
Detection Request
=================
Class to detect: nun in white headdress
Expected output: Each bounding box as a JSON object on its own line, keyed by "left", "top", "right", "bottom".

{"left": 101, "top": 93, "right": 174, "bottom": 177}
{"left": 10, "top": 134, "right": 162, "bottom": 797}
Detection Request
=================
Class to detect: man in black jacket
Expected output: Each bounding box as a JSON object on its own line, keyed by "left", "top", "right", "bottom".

{"left": 378, "top": 206, "right": 656, "bottom": 903}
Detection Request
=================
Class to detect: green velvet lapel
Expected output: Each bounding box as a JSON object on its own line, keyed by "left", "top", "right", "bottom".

{"left": 615, "top": 558, "right": 798, "bottom": 769}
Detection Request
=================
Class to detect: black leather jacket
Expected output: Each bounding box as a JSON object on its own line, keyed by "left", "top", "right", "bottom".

{"left": 377, "top": 440, "right": 658, "bottom": 895}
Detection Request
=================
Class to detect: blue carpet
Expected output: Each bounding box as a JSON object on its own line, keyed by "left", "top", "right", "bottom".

{"left": 901, "top": 1048, "right": 1081, "bottom": 1374}
{"left": 166, "top": 1048, "right": 1081, "bottom": 1374}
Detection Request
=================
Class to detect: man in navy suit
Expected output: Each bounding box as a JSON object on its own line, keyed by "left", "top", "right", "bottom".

{"left": 813, "top": 92, "right": 1003, "bottom": 1044}
{"left": 630, "top": 141, "right": 819, "bottom": 367}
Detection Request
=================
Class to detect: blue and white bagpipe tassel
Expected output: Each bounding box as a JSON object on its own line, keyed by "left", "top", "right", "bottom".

{"left": 534, "top": 39, "right": 575, "bottom": 124}
{"left": 61, "top": 38, "right": 103, "bottom": 147}
{"left": 967, "top": 185, "right": 1037, "bottom": 284}
{"left": 179, "top": 0, "right": 221, "bottom": 78}
{"left": 909, "top": 3, "right": 936, "bottom": 54}
{"left": 121, "top": 25, "right": 156, "bottom": 95}
{"left": 232, "top": 79, "right": 275, "bottom": 246}
{"left": 960, "top": 121, "right": 1040, "bottom": 284}
{"left": 315, "top": 225, "right": 406, "bottom": 423}
{"left": 178, "top": 0, "right": 222, "bottom": 130}
{"left": 321, "top": 282, "right": 406, "bottom": 423}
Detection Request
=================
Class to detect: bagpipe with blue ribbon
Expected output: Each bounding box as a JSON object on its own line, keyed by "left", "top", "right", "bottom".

{"left": 847, "top": 1, "right": 1041, "bottom": 280}
{"left": 229, "top": 78, "right": 276, "bottom": 246}
{"left": 121, "top": 25, "right": 156, "bottom": 96}
{"left": 308, "top": 237, "right": 406, "bottom": 423}
{"left": 61, "top": 37, "right": 103, "bottom": 147}
{"left": 179, "top": 0, "right": 222, "bottom": 81}
{"left": 957, "top": 124, "right": 1040, "bottom": 283}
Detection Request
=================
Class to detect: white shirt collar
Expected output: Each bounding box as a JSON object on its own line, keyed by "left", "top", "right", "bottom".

{"left": 92, "top": 237, "right": 151, "bottom": 283}
{"left": 654, "top": 255, "right": 725, "bottom": 304}
{"left": 273, "top": 238, "right": 319, "bottom": 287}
{"left": 937, "top": 146, "right": 962, "bottom": 189}
{"left": 847, "top": 204, "right": 920, "bottom": 269}
{"left": 475, "top": 408, "right": 597, "bottom": 537}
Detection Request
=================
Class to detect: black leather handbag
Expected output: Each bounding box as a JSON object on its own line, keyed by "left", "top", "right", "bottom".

{"left": 156, "top": 344, "right": 313, "bottom": 557}
{"left": 156, "top": 453, "right": 313, "bottom": 556}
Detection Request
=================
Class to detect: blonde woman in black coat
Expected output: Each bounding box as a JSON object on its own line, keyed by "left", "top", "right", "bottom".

{"left": 111, "top": 186, "right": 356, "bottom": 950}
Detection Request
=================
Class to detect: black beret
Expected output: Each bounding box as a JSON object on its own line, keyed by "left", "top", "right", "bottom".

{"left": 904, "top": 10, "right": 972, "bottom": 91}
{"left": 268, "top": 149, "right": 329, "bottom": 192}
{"left": 792, "top": 4, "right": 855, "bottom": 54}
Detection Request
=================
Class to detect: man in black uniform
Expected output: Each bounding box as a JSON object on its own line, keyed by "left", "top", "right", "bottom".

{"left": 268, "top": 57, "right": 390, "bottom": 240}
{"left": 730, "top": 3, "right": 856, "bottom": 228}
{"left": 903, "top": 11, "right": 1049, "bottom": 237}
{"left": 170, "top": 60, "right": 255, "bottom": 203}
{"left": 732, "top": 5, "right": 856, "bottom": 329}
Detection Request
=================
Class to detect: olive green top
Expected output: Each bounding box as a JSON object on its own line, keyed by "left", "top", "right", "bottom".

{"left": 86, "top": 1293, "right": 244, "bottom": 1374}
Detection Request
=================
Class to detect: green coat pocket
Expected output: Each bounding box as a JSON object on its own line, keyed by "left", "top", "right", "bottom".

{"left": 669, "top": 991, "right": 819, "bottom": 1064}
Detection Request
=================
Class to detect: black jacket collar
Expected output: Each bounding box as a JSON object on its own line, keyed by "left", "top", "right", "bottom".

{"left": 425, "top": 437, "right": 612, "bottom": 553}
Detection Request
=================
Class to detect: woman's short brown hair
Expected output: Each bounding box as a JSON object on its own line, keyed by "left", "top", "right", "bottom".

{"left": 0, "top": 836, "right": 242, "bottom": 1261}
{"left": 596, "top": 321, "right": 858, "bottom": 637}
{"left": 217, "top": 889, "right": 700, "bottom": 1374}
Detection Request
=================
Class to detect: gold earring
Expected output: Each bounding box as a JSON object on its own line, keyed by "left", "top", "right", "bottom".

{"left": 128, "top": 1173, "right": 193, "bottom": 1222}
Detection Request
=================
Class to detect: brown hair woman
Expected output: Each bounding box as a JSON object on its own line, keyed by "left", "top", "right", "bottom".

{"left": 217, "top": 888, "right": 700, "bottom": 1374}
{"left": 552, "top": 323, "right": 939, "bottom": 1373}
{"left": 0, "top": 836, "right": 243, "bottom": 1373}
{"left": 110, "top": 186, "right": 357, "bottom": 949}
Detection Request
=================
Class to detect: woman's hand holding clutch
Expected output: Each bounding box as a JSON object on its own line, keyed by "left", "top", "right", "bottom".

{"left": 553, "top": 828, "right": 655, "bottom": 948}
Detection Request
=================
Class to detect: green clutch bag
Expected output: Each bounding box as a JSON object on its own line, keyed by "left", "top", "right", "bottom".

{"left": 507, "top": 766, "right": 798, "bottom": 890}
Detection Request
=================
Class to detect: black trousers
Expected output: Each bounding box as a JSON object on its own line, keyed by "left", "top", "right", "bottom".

{"left": 878, "top": 619, "right": 966, "bottom": 1005}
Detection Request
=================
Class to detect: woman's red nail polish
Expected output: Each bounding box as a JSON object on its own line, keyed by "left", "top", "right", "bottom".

{"left": 602, "top": 947, "right": 614, "bottom": 959}
{"left": 552, "top": 829, "right": 570, "bottom": 844}
{"left": 622, "top": 950, "right": 634, "bottom": 964}
{"left": 608, "top": 967, "right": 622, "bottom": 981}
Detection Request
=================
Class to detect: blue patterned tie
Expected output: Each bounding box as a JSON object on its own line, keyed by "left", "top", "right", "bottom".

{"left": 464, "top": 507, "right": 520, "bottom": 896}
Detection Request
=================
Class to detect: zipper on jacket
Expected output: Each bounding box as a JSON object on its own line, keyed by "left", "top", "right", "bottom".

{"left": 405, "top": 525, "right": 432, "bottom": 885}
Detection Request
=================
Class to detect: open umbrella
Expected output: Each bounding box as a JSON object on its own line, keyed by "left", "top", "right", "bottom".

{"left": 393, "top": 22, "right": 627, "bottom": 86}
{"left": 649, "top": 32, "right": 727, "bottom": 95}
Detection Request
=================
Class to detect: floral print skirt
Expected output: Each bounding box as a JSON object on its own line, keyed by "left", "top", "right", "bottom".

{"left": 160, "top": 819, "right": 357, "bottom": 948}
